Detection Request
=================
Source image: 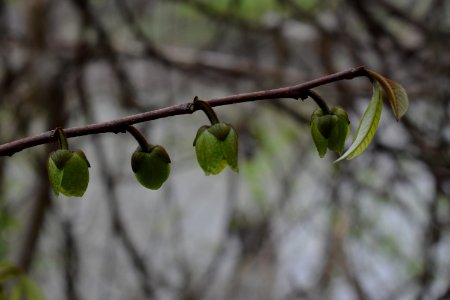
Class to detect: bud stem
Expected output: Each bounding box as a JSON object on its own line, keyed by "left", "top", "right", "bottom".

{"left": 193, "top": 97, "right": 220, "bottom": 125}
{"left": 308, "top": 90, "right": 330, "bottom": 115}
{"left": 126, "top": 126, "right": 152, "bottom": 152}
{"left": 55, "top": 127, "right": 69, "bottom": 150}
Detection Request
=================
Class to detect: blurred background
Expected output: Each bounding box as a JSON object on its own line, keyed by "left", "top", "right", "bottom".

{"left": 1, "top": 0, "right": 450, "bottom": 299}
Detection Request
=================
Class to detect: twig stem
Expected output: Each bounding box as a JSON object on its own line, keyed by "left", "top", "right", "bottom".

{"left": 0, "top": 66, "right": 369, "bottom": 156}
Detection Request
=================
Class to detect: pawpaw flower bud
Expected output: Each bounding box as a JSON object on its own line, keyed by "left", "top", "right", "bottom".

{"left": 193, "top": 123, "right": 238, "bottom": 175}
{"left": 131, "top": 145, "right": 171, "bottom": 190}
{"left": 310, "top": 107, "right": 350, "bottom": 157}
{"left": 48, "top": 149, "right": 90, "bottom": 197}
{"left": 328, "top": 107, "right": 350, "bottom": 154}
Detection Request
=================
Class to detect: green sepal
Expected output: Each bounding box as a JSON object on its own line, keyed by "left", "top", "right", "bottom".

{"left": 193, "top": 125, "right": 209, "bottom": 146}
{"left": 311, "top": 107, "right": 351, "bottom": 157}
{"left": 328, "top": 116, "right": 350, "bottom": 154}
{"left": 48, "top": 149, "right": 90, "bottom": 197}
{"left": 131, "top": 145, "right": 171, "bottom": 190}
{"left": 317, "top": 115, "right": 337, "bottom": 139}
{"left": 49, "top": 149, "right": 73, "bottom": 170}
{"left": 328, "top": 106, "right": 350, "bottom": 154}
{"left": 194, "top": 123, "right": 239, "bottom": 175}
{"left": 208, "top": 123, "right": 231, "bottom": 141}
{"left": 74, "top": 149, "right": 91, "bottom": 167}
{"left": 222, "top": 126, "right": 239, "bottom": 172}
{"left": 310, "top": 116, "right": 328, "bottom": 158}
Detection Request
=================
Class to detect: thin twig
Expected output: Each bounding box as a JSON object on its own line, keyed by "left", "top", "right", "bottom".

{"left": 0, "top": 66, "right": 368, "bottom": 156}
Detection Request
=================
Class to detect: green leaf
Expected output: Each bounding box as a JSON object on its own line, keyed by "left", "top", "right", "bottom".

{"left": 48, "top": 150, "right": 90, "bottom": 197}
{"left": 310, "top": 116, "right": 328, "bottom": 158}
{"left": 335, "top": 82, "right": 383, "bottom": 162}
{"left": 366, "top": 69, "right": 409, "bottom": 120}
{"left": 131, "top": 146, "right": 171, "bottom": 190}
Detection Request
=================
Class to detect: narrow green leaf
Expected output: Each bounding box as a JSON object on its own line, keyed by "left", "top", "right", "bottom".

{"left": 335, "top": 82, "right": 383, "bottom": 162}
{"left": 366, "top": 69, "right": 409, "bottom": 120}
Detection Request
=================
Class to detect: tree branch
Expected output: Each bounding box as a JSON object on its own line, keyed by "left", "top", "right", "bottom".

{"left": 0, "top": 66, "right": 369, "bottom": 156}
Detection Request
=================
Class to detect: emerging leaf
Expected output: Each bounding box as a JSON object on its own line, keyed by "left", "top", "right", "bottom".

{"left": 366, "top": 69, "right": 409, "bottom": 120}
{"left": 335, "top": 82, "right": 383, "bottom": 162}
{"left": 131, "top": 145, "right": 171, "bottom": 190}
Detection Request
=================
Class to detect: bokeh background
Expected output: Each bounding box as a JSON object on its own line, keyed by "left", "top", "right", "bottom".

{"left": 1, "top": 0, "right": 450, "bottom": 299}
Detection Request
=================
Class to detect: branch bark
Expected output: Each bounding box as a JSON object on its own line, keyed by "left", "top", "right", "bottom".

{"left": 0, "top": 66, "right": 369, "bottom": 156}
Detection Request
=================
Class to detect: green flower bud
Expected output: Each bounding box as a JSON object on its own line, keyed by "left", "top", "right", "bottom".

{"left": 48, "top": 149, "right": 90, "bottom": 197}
{"left": 331, "top": 107, "right": 350, "bottom": 124}
{"left": 328, "top": 107, "right": 350, "bottom": 154}
{"left": 131, "top": 145, "right": 171, "bottom": 190}
{"left": 194, "top": 123, "right": 238, "bottom": 175}
{"left": 310, "top": 107, "right": 350, "bottom": 157}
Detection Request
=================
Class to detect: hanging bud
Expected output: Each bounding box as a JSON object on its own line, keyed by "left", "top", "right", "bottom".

{"left": 48, "top": 149, "right": 90, "bottom": 197}
{"left": 328, "top": 107, "right": 350, "bottom": 154}
{"left": 310, "top": 107, "right": 350, "bottom": 157}
{"left": 193, "top": 123, "right": 238, "bottom": 175}
{"left": 131, "top": 145, "right": 171, "bottom": 190}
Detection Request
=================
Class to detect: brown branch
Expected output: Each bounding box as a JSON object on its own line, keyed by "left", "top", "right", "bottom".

{"left": 0, "top": 66, "right": 369, "bottom": 156}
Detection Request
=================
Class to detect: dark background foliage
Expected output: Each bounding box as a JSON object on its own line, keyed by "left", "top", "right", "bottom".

{"left": 0, "top": 0, "right": 449, "bottom": 299}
